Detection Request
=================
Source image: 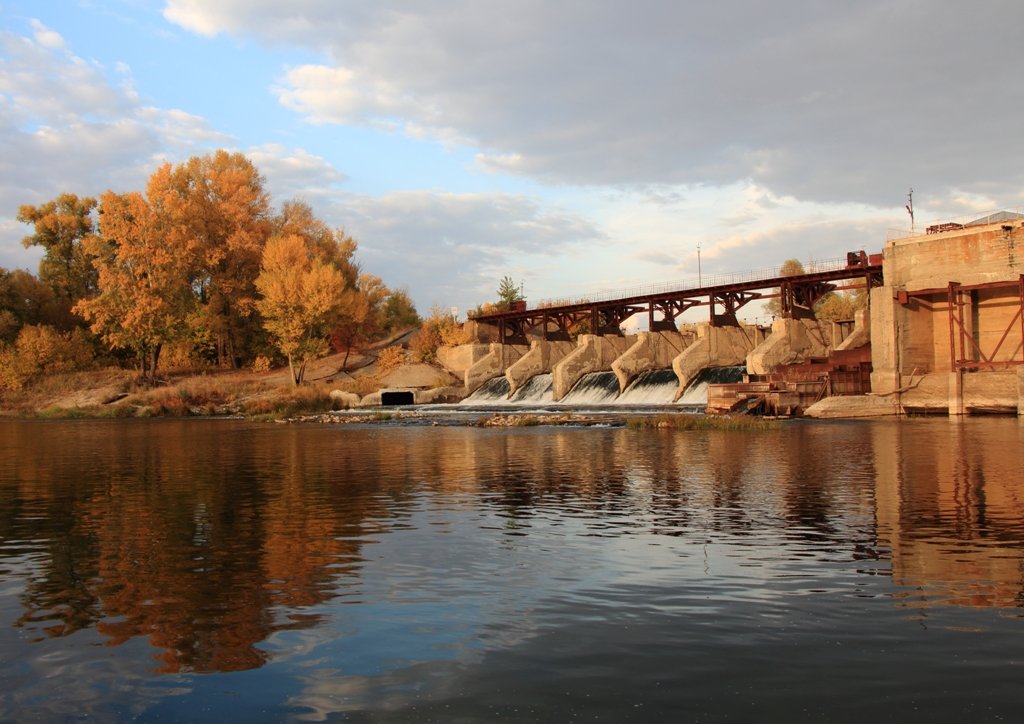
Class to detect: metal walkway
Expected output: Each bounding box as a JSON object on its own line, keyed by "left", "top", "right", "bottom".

{"left": 470, "top": 252, "right": 883, "bottom": 344}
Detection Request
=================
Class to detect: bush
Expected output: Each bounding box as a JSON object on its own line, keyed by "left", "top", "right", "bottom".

{"left": 410, "top": 305, "right": 470, "bottom": 362}
{"left": 376, "top": 345, "right": 407, "bottom": 374}
{"left": 0, "top": 325, "right": 94, "bottom": 390}
{"left": 251, "top": 355, "right": 272, "bottom": 373}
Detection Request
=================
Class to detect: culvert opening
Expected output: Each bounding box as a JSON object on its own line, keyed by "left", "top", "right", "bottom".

{"left": 381, "top": 390, "right": 414, "bottom": 406}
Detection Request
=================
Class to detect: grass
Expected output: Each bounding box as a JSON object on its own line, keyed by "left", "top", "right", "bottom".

{"left": 625, "top": 414, "right": 781, "bottom": 431}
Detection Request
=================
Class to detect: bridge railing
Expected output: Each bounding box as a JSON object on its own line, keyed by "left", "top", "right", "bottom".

{"left": 525, "top": 256, "right": 856, "bottom": 311}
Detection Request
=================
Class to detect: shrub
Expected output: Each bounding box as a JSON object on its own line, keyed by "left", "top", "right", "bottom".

{"left": 375, "top": 345, "right": 407, "bottom": 374}
{"left": 251, "top": 355, "right": 272, "bottom": 373}
{"left": 0, "top": 325, "right": 94, "bottom": 390}
{"left": 410, "top": 305, "right": 470, "bottom": 362}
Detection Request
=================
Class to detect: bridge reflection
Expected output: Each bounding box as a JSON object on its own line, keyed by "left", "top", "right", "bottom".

{"left": 1, "top": 417, "right": 1022, "bottom": 675}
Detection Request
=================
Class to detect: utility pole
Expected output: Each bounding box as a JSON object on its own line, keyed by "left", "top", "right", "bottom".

{"left": 906, "top": 188, "right": 915, "bottom": 234}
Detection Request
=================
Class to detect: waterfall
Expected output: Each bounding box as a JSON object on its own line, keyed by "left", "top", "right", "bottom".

{"left": 677, "top": 366, "right": 746, "bottom": 405}
{"left": 559, "top": 371, "right": 621, "bottom": 404}
{"left": 616, "top": 369, "right": 679, "bottom": 405}
{"left": 509, "top": 373, "right": 554, "bottom": 404}
{"left": 462, "top": 376, "right": 511, "bottom": 405}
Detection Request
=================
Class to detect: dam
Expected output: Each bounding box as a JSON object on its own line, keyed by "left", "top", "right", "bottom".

{"left": 432, "top": 213, "right": 1024, "bottom": 416}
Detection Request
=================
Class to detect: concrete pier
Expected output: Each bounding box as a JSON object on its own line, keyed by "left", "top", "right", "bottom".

{"left": 612, "top": 331, "right": 693, "bottom": 393}
{"left": 552, "top": 334, "right": 635, "bottom": 401}
{"left": 505, "top": 340, "right": 575, "bottom": 397}
{"left": 464, "top": 343, "right": 529, "bottom": 393}
{"left": 746, "top": 318, "right": 831, "bottom": 376}
{"left": 672, "top": 324, "right": 763, "bottom": 400}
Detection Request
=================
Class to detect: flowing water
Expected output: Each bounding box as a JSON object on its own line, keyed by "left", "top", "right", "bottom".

{"left": 2, "top": 417, "right": 1024, "bottom": 722}
{"left": 463, "top": 366, "right": 745, "bottom": 407}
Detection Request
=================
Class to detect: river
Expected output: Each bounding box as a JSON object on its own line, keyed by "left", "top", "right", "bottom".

{"left": 1, "top": 417, "right": 1022, "bottom": 722}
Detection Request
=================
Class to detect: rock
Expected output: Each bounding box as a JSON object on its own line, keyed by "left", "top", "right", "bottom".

{"left": 329, "top": 390, "right": 361, "bottom": 408}
{"left": 379, "top": 363, "right": 458, "bottom": 389}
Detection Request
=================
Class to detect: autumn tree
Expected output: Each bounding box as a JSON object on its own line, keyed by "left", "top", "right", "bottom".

{"left": 330, "top": 273, "right": 391, "bottom": 371}
{"left": 255, "top": 234, "right": 347, "bottom": 385}
{"left": 75, "top": 191, "right": 192, "bottom": 381}
{"left": 17, "top": 193, "right": 99, "bottom": 325}
{"left": 764, "top": 259, "right": 806, "bottom": 317}
{"left": 147, "top": 151, "right": 272, "bottom": 367}
{"left": 816, "top": 289, "right": 868, "bottom": 322}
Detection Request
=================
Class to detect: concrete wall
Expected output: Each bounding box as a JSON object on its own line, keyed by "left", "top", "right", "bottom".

{"left": 611, "top": 330, "right": 693, "bottom": 393}
{"left": 671, "top": 324, "right": 762, "bottom": 399}
{"left": 552, "top": 334, "right": 635, "bottom": 401}
{"left": 834, "top": 308, "right": 870, "bottom": 351}
{"left": 870, "top": 220, "right": 1024, "bottom": 415}
{"left": 464, "top": 343, "right": 529, "bottom": 393}
{"left": 505, "top": 340, "right": 575, "bottom": 397}
{"left": 746, "top": 318, "right": 831, "bottom": 375}
{"left": 437, "top": 343, "right": 492, "bottom": 376}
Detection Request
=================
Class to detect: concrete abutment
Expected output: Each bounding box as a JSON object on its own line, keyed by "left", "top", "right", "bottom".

{"left": 672, "top": 324, "right": 763, "bottom": 400}
{"left": 612, "top": 331, "right": 693, "bottom": 393}
{"left": 505, "top": 340, "right": 575, "bottom": 397}
{"left": 551, "top": 334, "right": 635, "bottom": 401}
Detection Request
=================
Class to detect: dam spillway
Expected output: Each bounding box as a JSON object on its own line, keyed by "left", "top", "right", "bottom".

{"left": 459, "top": 366, "right": 745, "bottom": 408}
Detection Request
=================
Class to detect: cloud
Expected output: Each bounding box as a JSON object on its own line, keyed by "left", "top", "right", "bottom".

{"left": 0, "top": 24, "right": 231, "bottom": 269}
{"left": 245, "top": 143, "right": 348, "bottom": 200}
{"left": 164, "top": 0, "right": 1024, "bottom": 209}
{"left": 326, "top": 190, "right": 606, "bottom": 311}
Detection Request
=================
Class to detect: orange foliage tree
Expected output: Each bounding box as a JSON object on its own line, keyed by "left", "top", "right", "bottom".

{"left": 147, "top": 151, "right": 272, "bottom": 367}
{"left": 255, "top": 235, "right": 347, "bottom": 385}
{"left": 75, "top": 191, "right": 192, "bottom": 381}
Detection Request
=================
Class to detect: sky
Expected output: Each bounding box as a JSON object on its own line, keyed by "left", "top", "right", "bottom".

{"left": 2, "top": 1, "right": 1023, "bottom": 322}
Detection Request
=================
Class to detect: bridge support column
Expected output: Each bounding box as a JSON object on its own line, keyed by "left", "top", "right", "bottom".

{"left": 552, "top": 334, "right": 635, "bottom": 401}
{"left": 505, "top": 340, "right": 575, "bottom": 397}
{"left": 672, "top": 324, "right": 763, "bottom": 400}
{"left": 611, "top": 331, "right": 693, "bottom": 393}
{"left": 464, "top": 343, "right": 529, "bottom": 393}
{"left": 746, "top": 318, "right": 831, "bottom": 375}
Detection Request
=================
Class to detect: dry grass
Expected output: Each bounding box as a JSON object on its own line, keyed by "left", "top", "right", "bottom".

{"left": 625, "top": 414, "right": 781, "bottom": 431}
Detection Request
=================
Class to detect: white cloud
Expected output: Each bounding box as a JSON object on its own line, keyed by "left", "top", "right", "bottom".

{"left": 325, "top": 190, "right": 606, "bottom": 311}
{"left": 245, "top": 143, "right": 347, "bottom": 202}
{"left": 29, "top": 19, "right": 65, "bottom": 50}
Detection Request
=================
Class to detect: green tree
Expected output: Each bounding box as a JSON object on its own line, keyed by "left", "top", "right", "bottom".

{"left": 381, "top": 289, "right": 420, "bottom": 334}
{"left": 255, "top": 234, "right": 347, "bottom": 385}
{"left": 496, "top": 275, "right": 524, "bottom": 310}
{"left": 0, "top": 267, "right": 60, "bottom": 342}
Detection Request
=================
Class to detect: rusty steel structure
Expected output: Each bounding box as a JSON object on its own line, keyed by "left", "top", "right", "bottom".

{"left": 898, "top": 275, "right": 1024, "bottom": 371}
{"left": 946, "top": 276, "right": 1024, "bottom": 370}
{"left": 470, "top": 252, "right": 883, "bottom": 345}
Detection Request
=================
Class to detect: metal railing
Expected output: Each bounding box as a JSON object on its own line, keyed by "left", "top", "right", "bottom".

{"left": 887, "top": 207, "right": 1024, "bottom": 240}
{"left": 525, "top": 255, "right": 857, "bottom": 311}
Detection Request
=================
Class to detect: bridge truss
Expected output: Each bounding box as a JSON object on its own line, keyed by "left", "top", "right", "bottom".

{"left": 470, "top": 252, "right": 883, "bottom": 345}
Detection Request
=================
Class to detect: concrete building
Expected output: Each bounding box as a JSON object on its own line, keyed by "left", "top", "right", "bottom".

{"left": 869, "top": 213, "right": 1024, "bottom": 415}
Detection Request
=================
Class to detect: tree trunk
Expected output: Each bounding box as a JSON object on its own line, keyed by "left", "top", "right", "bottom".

{"left": 287, "top": 354, "right": 304, "bottom": 386}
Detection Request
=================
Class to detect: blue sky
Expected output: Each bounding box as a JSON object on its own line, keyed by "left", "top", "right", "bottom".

{"left": 3, "top": 1, "right": 1023, "bottom": 320}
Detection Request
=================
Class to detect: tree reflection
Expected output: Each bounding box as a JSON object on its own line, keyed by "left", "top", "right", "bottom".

{"left": 2, "top": 417, "right": 1024, "bottom": 675}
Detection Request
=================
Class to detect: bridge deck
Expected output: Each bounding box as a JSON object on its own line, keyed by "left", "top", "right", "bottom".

{"left": 469, "top": 252, "right": 882, "bottom": 343}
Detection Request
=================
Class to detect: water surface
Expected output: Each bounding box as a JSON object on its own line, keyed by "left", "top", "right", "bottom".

{"left": 1, "top": 417, "right": 1023, "bottom": 722}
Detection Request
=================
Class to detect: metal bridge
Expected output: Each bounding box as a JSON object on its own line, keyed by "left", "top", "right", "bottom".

{"left": 469, "top": 252, "right": 883, "bottom": 345}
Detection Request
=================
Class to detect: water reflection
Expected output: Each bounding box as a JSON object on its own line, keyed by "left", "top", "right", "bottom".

{"left": 0, "top": 417, "right": 1023, "bottom": 688}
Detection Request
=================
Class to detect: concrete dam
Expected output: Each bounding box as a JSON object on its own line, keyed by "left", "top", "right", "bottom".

{"left": 429, "top": 215, "right": 1024, "bottom": 416}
